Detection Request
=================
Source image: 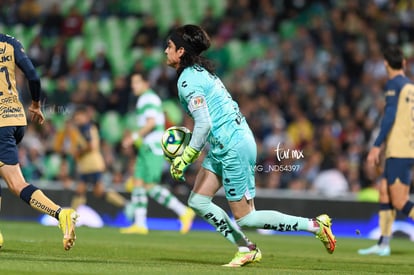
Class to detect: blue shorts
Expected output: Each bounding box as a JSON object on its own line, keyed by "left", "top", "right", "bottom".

{"left": 79, "top": 172, "right": 102, "bottom": 185}
{"left": 0, "top": 126, "right": 25, "bottom": 165}
{"left": 202, "top": 132, "right": 256, "bottom": 201}
{"left": 384, "top": 158, "right": 414, "bottom": 185}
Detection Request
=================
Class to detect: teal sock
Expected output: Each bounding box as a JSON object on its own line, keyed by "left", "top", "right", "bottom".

{"left": 237, "top": 210, "right": 314, "bottom": 232}
{"left": 188, "top": 192, "right": 250, "bottom": 247}
{"left": 147, "top": 185, "right": 186, "bottom": 216}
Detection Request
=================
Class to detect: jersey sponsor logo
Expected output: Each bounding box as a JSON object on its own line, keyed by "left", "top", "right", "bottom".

{"left": 0, "top": 45, "right": 6, "bottom": 54}
{"left": 0, "top": 55, "right": 12, "bottom": 63}
{"left": 385, "top": 90, "right": 396, "bottom": 96}
{"left": 30, "top": 198, "right": 56, "bottom": 217}
{"left": 188, "top": 95, "right": 206, "bottom": 111}
{"left": 0, "top": 95, "right": 18, "bottom": 104}
{"left": 0, "top": 105, "right": 24, "bottom": 118}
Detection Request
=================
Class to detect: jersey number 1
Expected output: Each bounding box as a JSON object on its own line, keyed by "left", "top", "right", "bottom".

{"left": 0, "top": 66, "right": 12, "bottom": 94}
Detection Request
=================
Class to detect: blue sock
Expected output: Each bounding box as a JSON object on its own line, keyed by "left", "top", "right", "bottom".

{"left": 401, "top": 201, "right": 414, "bottom": 216}
{"left": 19, "top": 185, "right": 38, "bottom": 204}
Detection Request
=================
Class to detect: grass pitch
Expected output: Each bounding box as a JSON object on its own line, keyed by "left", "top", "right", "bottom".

{"left": 0, "top": 221, "right": 412, "bottom": 274}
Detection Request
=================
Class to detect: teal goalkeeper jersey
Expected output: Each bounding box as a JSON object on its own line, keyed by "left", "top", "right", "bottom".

{"left": 177, "top": 65, "right": 249, "bottom": 155}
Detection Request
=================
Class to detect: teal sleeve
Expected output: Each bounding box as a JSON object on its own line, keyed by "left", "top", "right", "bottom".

{"left": 189, "top": 106, "right": 211, "bottom": 151}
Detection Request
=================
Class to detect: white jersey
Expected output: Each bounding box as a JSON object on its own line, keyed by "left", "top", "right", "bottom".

{"left": 136, "top": 89, "right": 165, "bottom": 155}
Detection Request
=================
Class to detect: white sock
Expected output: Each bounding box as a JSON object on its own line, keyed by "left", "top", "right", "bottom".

{"left": 134, "top": 208, "right": 147, "bottom": 228}
{"left": 308, "top": 219, "right": 320, "bottom": 233}
{"left": 238, "top": 246, "right": 250, "bottom": 252}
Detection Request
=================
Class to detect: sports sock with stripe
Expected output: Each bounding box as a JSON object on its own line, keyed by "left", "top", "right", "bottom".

{"left": 237, "top": 210, "right": 317, "bottom": 232}
{"left": 20, "top": 184, "right": 61, "bottom": 219}
{"left": 378, "top": 203, "right": 396, "bottom": 246}
{"left": 147, "top": 185, "right": 186, "bottom": 216}
{"left": 130, "top": 187, "right": 148, "bottom": 227}
{"left": 188, "top": 192, "right": 251, "bottom": 247}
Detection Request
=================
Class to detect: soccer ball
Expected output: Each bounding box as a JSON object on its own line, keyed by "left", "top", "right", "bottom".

{"left": 161, "top": 126, "right": 192, "bottom": 162}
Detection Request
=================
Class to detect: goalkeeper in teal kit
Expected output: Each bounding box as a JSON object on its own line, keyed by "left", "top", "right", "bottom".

{"left": 164, "top": 24, "right": 336, "bottom": 267}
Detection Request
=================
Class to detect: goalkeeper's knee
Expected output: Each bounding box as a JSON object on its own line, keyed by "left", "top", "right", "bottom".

{"left": 187, "top": 192, "right": 212, "bottom": 216}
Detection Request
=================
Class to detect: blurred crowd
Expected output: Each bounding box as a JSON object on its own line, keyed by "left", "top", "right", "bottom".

{"left": 2, "top": 0, "right": 414, "bottom": 199}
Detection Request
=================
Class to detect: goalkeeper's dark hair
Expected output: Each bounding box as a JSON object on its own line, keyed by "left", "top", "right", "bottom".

{"left": 168, "top": 24, "right": 215, "bottom": 76}
{"left": 383, "top": 45, "right": 404, "bottom": 70}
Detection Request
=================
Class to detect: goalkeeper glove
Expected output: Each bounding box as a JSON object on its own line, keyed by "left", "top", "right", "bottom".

{"left": 170, "top": 146, "right": 200, "bottom": 181}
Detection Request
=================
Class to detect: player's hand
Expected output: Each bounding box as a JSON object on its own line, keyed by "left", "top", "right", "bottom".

{"left": 169, "top": 146, "right": 200, "bottom": 181}
{"left": 367, "top": 146, "right": 381, "bottom": 168}
{"left": 170, "top": 155, "right": 189, "bottom": 181}
{"left": 122, "top": 132, "right": 142, "bottom": 149}
{"left": 28, "top": 101, "right": 44, "bottom": 124}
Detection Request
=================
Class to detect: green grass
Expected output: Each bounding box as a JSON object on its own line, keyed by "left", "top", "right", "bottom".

{"left": 0, "top": 221, "right": 412, "bottom": 274}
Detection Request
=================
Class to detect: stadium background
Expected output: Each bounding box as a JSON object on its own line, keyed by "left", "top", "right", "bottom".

{"left": 1, "top": 0, "right": 414, "bottom": 238}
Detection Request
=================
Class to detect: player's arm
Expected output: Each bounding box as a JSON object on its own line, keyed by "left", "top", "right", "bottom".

{"left": 123, "top": 116, "right": 156, "bottom": 148}
{"left": 368, "top": 89, "right": 398, "bottom": 166}
{"left": 130, "top": 117, "right": 156, "bottom": 145}
{"left": 170, "top": 77, "right": 212, "bottom": 181}
{"left": 12, "top": 36, "right": 44, "bottom": 124}
{"left": 138, "top": 117, "right": 156, "bottom": 137}
{"left": 74, "top": 125, "right": 94, "bottom": 157}
{"left": 373, "top": 91, "right": 398, "bottom": 147}
{"left": 170, "top": 94, "right": 210, "bottom": 181}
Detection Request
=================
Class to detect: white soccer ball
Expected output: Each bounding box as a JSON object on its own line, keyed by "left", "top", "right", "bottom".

{"left": 161, "top": 126, "right": 192, "bottom": 162}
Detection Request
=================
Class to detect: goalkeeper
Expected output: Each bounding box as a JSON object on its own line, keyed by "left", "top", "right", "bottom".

{"left": 165, "top": 24, "right": 337, "bottom": 267}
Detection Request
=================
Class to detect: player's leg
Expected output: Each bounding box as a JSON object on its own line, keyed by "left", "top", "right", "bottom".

{"left": 189, "top": 165, "right": 259, "bottom": 267}
{"left": 90, "top": 172, "right": 126, "bottom": 208}
{"left": 0, "top": 164, "right": 78, "bottom": 250}
{"left": 224, "top": 137, "right": 335, "bottom": 253}
{"left": 358, "top": 178, "right": 393, "bottom": 256}
{"left": 71, "top": 177, "right": 87, "bottom": 210}
{"left": 387, "top": 158, "right": 414, "bottom": 218}
{"left": 145, "top": 151, "right": 195, "bottom": 233}
{"left": 121, "top": 177, "right": 148, "bottom": 234}
{"left": 0, "top": 126, "right": 78, "bottom": 250}
{"left": 147, "top": 183, "right": 195, "bottom": 234}
{"left": 121, "top": 152, "right": 149, "bottom": 234}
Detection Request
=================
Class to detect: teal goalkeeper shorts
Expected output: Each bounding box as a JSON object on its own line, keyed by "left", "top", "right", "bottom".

{"left": 134, "top": 145, "right": 164, "bottom": 183}
{"left": 202, "top": 131, "right": 256, "bottom": 201}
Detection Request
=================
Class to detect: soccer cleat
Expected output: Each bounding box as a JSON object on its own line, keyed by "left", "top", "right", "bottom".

{"left": 222, "top": 245, "right": 262, "bottom": 267}
{"left": 0, "top": 230, "right": 3, "bottom": 249}
{"left": 179, "top": 207, "right": 196, "bottom": 234}
{"left": 315, "top": 214, "right": 336, "bottom": 254}
{"left": 120, "top": 224, "right": 149, "bottom": 235}
{"left": 358, "top": 244, "right": 390, "bottom": 256}
{"left": 58, "top": 208, "right": 79, "bottom": 251}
